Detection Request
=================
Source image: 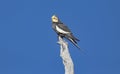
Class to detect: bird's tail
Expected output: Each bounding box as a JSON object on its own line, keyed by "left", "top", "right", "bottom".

{"left": 64, "top": 34, "right": 80, "bottom": 48}
{"left": 65, "top": 35, "right": 86, "bottom": 54}
{"left": 68, "top": 38, "right": 81, "bottom": 49}
{"left": 67, "top": 33, "right": 80, "bottom": 41}
{"left": 69, "top": 39, "right": 86, "bottom": 54}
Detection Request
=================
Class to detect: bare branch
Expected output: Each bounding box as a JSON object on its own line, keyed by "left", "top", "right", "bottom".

{"left": 58, "top": 36, "right": 74, "bottom": 74}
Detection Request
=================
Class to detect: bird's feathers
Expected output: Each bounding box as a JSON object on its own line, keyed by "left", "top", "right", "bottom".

{"left": 57, "top": 23, "right": 71, "bottom": 32}
{"left": 51, "top": 15, "right": 80, "bottom": 49}
{"left": 56, "top": 25, "right": 70, "bottom": 34}
{"left": 68, "top": 38, "right": 81, "bottom": 49}
{"left": 64, "top": 33, "right": 80, "bottom": 49}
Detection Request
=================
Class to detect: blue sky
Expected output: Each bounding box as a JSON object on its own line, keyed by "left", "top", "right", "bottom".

{"left": 0, "top": 0, "right": 120, "bottom": 74}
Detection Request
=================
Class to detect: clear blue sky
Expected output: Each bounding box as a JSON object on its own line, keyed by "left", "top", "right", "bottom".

{"left": 0, "top": 0, "right": 120, "bottom": 74}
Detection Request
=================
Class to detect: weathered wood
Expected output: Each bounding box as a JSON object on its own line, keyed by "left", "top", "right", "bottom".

{"left": 58, "top": 36, "right": 74, "bottom": 74}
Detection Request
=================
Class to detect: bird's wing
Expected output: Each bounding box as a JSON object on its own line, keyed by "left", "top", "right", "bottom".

{"left": 57, "top": 23, "right": 71, "bottom": 32}
{"left": 66, "top": 33, "right": 80, "bottom": 41}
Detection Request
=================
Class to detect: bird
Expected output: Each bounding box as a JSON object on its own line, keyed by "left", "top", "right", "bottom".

{"left": 51, "top": 15, "right": 81, "bottom": 49}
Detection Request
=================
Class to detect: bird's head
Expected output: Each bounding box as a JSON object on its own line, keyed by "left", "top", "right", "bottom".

{"left": 51, "top": 15, "right": 59, "bottom": 23}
